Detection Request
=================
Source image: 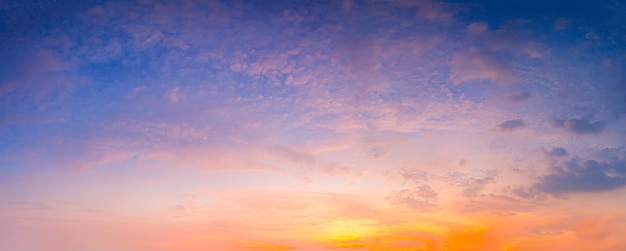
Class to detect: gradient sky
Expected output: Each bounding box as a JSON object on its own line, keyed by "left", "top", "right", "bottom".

{"left": 1, "top": 0, "right": 626, "bottom": 250}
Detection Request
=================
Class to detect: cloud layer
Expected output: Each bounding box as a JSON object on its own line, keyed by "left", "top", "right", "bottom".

{"left": 1, "top": 0, "right": 625, "bottom": 251}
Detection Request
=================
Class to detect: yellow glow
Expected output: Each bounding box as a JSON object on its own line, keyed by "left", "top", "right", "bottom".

{"left": 316, "top": 219, "right": 380, "bottom": 248}
{"left": 499, "top": 244, "right": 518, "bottom": 251}
{"left": 444, "top": 226, "right": 488, "bottom": 251}
{"left": 366, "top": 234, "right": 437, "bottom": 251}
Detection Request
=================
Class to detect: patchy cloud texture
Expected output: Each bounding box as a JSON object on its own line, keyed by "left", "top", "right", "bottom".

{"left": 1, "top": 0, "right": 626, "bottom": 251}
{"left": 497, "top": 119, "right": 526, "bottom": 132}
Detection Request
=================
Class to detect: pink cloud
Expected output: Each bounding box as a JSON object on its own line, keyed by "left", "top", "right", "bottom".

{"left": 377, "top": 0, "right": 455, "bottom": 22}
{"left": 166, "top": 87, "right": 183, "bottom": 104}
{"left": 450, "top": 47, "right": 519, "bottom": 85}
{"left": 318, "top": 163, "right": 365, "bottom": 177}
{"left": 341, "top": 0, "right": 353, "bottom": 12}
{"left": 466, "top": 21, "right": 543, "bottom": 58}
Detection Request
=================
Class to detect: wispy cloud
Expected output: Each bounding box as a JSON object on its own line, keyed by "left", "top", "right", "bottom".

{"left": 450, "top": 47, "right": 518, "bottom": 85}
{"left": 551, "top": 117, "right": 608, "bottom": 134}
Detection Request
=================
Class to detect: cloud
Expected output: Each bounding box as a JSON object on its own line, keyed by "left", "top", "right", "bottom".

{"left": 0, "top": 49, "right": 78, "bottom": 99}
{"left": 127, "top": 85, "right": 147, "bottom": 98}
{"left": 497, "top": 119, "right": 525, "bottom": 132}
{"left": 607, "top": 62, "right": 626, "bottom": 118}
{"left": 341, "top": 0, "right": 353, "bottom": 12}
{"left": 533, "top": 158, "right": 626, "bottom": 195}
{"left": 447, "top": 171, "right": 498, "bottom": 197}
{"left": 507, "top": 185, "right": 546, "bottom": 202}
{"left": 332, "top": 27, "right": 383, "bottom": 91}
{"left": 380, "top": 0, "right": 455, "bottom": 22}
{"left": 269, "top": 145, "right": 316, "bottom": 166}
{"left": 505, "top": 91, "right": 531, "bottom": 103}
{"left": 359, "top": 125, "right": 393, "bottom": 160}
{"left": 415, "top": 184, "right": 438, "bottom": 200}
{"left": 412, "top": 0, "right": 454, "bottom": 22}
{"left": 466, "top": 21, "right": 543, "bottom": 58}
{"left": 551, "top": 117, "right": 608, "bottom": 134}
{"left": 386, "top": 185, "right": 439, "bottom": 211}
{"left": 547, "top": 147, "right": 568, "bottom": 157}
{"left": 318, "top": 163, "right": 365, "bottom": 177}
{"left": 398, "top": 167, "right": 430, "bottom": 182}
{"left": 166, "top": 87, "right": 183, "bottom": 104}
{"left": 553, "top": 18, "right": 571, "bottom": 31}
{"left": 449, "top": 47, "right": 518, "bottom": 85}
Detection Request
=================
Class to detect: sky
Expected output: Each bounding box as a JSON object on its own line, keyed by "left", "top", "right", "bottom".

{"left": 1, "top": 0, "right": 626, "bottom": 250}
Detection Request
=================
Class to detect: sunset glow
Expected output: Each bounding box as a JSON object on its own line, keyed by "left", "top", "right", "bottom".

{"left": 1, "top": 0, "right": 626, "bottom": 250}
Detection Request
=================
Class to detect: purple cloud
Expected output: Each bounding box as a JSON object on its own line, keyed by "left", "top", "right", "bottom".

{"left": 506, "top": 91, "right": 531, "bottom": 103}
{"left": 552, "top": 117, "right": 607, "bottom": 134}
{"left": 497, "top": 119, "right": 525, "bottom": 132}
{"left": 449, "top": 47, "right": 518, "bottom": 85}
{"left": 533, "top": 158, "right": 626, "bottom": 195}
{"left": 547, "top": 147, "right": 568, "bottom": 157}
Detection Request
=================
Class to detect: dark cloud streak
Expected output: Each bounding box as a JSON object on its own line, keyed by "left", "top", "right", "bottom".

{"left": 506, "top": 91, "right": 531, "bottom": 103}
{"left": 533, "top": 158, "right": 626, "bottom": 194}
{"left": 551, "top": 117, "right": 608, "bottom": 135}
{"left": 547, "top": 147, "right": 568, "bottom": 157}
{"left": 497, "top": 119, "right": 525, "bottom": 132}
